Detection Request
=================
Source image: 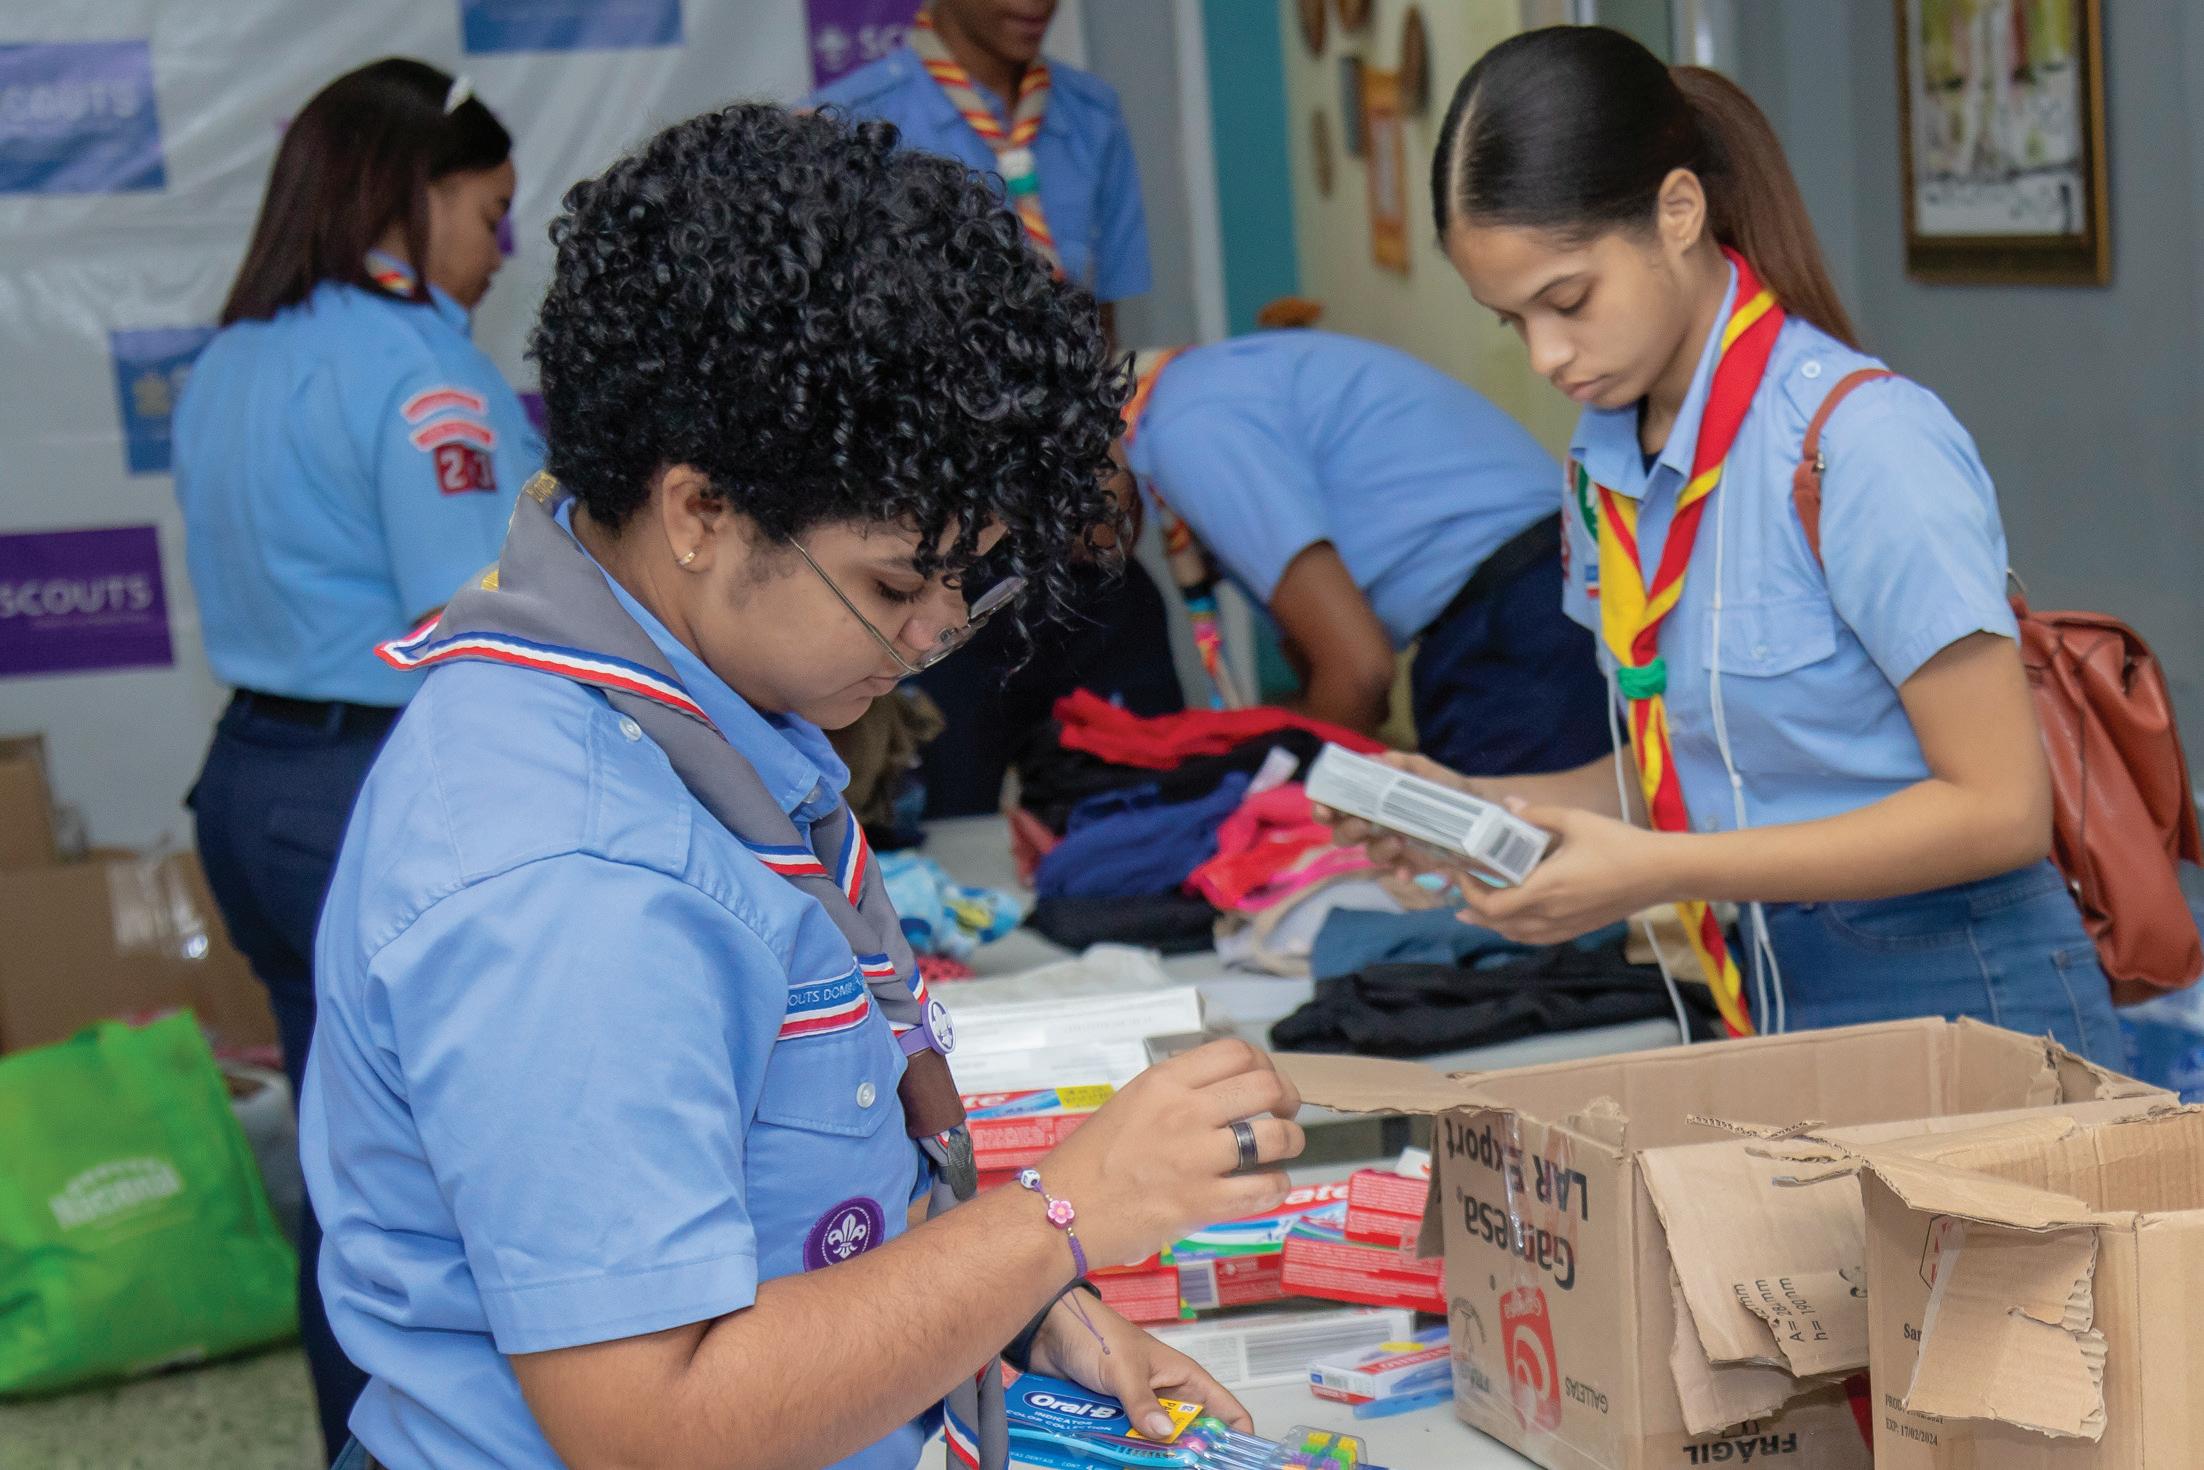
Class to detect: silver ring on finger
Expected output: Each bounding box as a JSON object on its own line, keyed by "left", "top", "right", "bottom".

{"left": 1230, "top": 1117, "right": 1260, "bottom": 1172}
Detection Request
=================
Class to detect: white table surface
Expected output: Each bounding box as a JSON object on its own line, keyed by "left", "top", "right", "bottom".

{"left": 1231, "top": 1382, "right": 1535, "bottom": 1470}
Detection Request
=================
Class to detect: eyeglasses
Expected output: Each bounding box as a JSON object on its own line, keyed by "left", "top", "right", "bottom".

{"left": 791, "top": 540, "right": 1026, "bottom": 677}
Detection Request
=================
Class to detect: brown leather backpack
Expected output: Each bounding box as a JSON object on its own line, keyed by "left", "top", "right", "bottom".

{"left": 1794, "top": 368, "right": 2203, "bottom": 1002}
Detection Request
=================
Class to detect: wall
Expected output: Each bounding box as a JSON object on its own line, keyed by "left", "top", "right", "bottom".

{"left": 1275, "top": 0, "right": 1577, "bottom": 454}
{"left": 1082, "top": 0, "right": 1201, "bottom": 349}
{"left": 1735, "top": 2, "right": 2204, "bottom": 759}
{"left": 1202, "top": 0, "right": 1299, "bottom": 335}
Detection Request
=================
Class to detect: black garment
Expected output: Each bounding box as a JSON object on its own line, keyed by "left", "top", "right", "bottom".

{"left": 190, "top": 692, "right": 388, "bottom": 1460}
{"left": 1017, "top": 727, "right": 1330, "bottom": 836}
{"left": 914, "top": 560, "right": 1185, "bottom": 819}
{"left": 1026, "top": 892, "right": 1218, "bottom": 954}
{"left": 1268, "top": 941, "right": 1714, "bottom": 1056}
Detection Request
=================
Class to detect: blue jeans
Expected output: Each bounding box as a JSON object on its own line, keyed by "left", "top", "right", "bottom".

{"left": 1753, "top": 860, "right": 2124, "bottom": 1067}
{"left": 191, "top": 692, "right": 392, "bottom": 1461}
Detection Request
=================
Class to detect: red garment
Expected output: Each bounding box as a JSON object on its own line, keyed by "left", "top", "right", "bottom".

{"left": 1186, "top": 783, "right": 1371, "bottom": 911}
{"left": 917, "top": 953, "right": 976, "bottom": 984}
{"left": 1005, "top": 804, "right": 1060, "bottom": 889}
{"left": 1051, "top": 690, "right": 1385, "bottom": 772}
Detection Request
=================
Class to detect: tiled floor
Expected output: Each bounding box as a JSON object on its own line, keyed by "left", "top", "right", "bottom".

{"left": 0, "top": 1346, "right": 321, "bottom": 1470}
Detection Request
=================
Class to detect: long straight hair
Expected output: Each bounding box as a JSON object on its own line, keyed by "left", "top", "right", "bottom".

{"left": 1430, "top": 26, "right": 1858, "bottom": 348}
{"left": 219, "top": 58, "right": 511, "bottom": 326}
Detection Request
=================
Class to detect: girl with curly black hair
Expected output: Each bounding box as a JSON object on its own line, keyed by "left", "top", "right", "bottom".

{"left": 303, "top": 105, "right": 1304, "bottom": 1470}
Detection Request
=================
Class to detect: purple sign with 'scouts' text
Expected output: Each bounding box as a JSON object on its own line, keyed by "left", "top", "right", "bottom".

{"left": 0, "top": 525, "right": 172, "bottom": 678}
{"left": 806, "top": 0, "right": 920, "bottom": 89}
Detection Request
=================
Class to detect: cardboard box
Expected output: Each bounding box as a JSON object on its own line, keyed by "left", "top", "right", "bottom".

{"left": 1284, "top": 1019, "right": 2166, "bottom": 1470}
{"left": 1837, "top": 1106, "right": 2204, "bottom": 1467}
{"left": 0, "top": 734, "right": 59, "bottom": 869}
{"left": 0, "top": 850, "right": 277, "bottom": 1054}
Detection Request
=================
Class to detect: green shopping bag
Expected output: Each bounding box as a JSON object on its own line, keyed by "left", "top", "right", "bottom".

{"left": 0, "top": 1013, "right": 297, "bottom": 1395}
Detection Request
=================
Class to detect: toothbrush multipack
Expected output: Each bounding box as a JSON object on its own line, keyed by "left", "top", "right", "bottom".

{"left": 997, "top": 1373, "right": 1377, "bottom": 1470}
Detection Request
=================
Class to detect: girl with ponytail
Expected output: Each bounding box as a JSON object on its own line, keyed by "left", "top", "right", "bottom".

{"left": 1333, "top": 26, "right": 2122, "bottom": 1062}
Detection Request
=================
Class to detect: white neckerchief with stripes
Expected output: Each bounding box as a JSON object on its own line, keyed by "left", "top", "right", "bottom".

{"left": 377, "top": 474, "right": 963, "bottom": 1132}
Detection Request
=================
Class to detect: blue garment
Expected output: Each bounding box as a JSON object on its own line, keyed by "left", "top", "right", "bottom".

{"left": 175, "top": 260, "right": 538, "bottom": 706}
{"left": 1034, "top": 773, "right": 1250, "bottom": 900}
{"left": 807, "top": 44, "right": 1151, "bottom": 302}
{"left": 1308, "top": 905, "right": 1625, "bottom": 981}
{"left": 1562, "top": 265, "right": 2017, "bottom": 831}
{"left": 877, "top": 849, "right": 1022, "bottom": 959}
{"left": 1755, "top": 863, "right": 2124, "bottom": 1067}
{"left": 299, "top": 520, "right": 928, "bottom": 1469}
{"left": 1125, "top": 332, "right": 1561, "bottom": 645}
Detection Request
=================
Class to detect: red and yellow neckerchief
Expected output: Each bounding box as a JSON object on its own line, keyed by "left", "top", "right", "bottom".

{"left": 1580, "top": 247, "right": 1783, "bottom": 1037}
{"left": 910, "top": 8, "right": 1059, "bottom": 275}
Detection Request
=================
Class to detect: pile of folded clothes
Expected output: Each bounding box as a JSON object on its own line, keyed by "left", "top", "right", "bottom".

{"left": 1018, "top": 691, "right": 1397, "bottom": 957}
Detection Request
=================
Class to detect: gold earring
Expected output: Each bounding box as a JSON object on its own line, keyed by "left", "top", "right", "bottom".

{"left": 676, "top": 548, "right": 699, "bottom": 568}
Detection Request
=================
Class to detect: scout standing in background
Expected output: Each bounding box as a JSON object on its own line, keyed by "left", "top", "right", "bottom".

{"left": 808, "top": 0, "right": 1152, "bottom": 337}
{"left": 1339, "top": 27, "right": 2121, "bottom": 1065}
{"left": 172, "top": 58, "right": 535, "bottom": 1455}
{"left": 810, "top": 0, "right": 1185, "bottom": 818}
{"left": 1121, "top": 330, "right": 1612, "bottom": 776}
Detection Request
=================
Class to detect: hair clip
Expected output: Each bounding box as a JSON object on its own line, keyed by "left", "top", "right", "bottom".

{"left": 444, "top": 75, "right": 473, "bottom": 114}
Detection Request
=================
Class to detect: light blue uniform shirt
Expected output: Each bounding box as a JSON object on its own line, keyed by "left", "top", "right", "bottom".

{"left": 174, "top": 265, "right": 537, "bottom": 705}
{"left": 808, "top": 44, "right": 1152, "bottom": 302}
{"left": 1562, "top": 266, "right": 2018, "bottom": 832}
{"left": 299, "top": 511, "right": 927, "bottom": 1470}
{"left": 1125, "top": 331, "right": 1561, "bottom": 644}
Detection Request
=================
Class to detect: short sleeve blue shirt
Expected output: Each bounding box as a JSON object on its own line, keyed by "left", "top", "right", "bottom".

{"left": 299, "top": 520, "right": 928, "bottom": 1469}
{"left": 1560, "top": 266, "right": 2018, "bottom": 831}
{"left": 174, "top": 268, "right": 538, "bottom": 705}
{"left": 808, "top": 45, "right": 1152, "bottom": 302}
{"left": 1125, "top": 331, "right": 1561, "bottom": 644}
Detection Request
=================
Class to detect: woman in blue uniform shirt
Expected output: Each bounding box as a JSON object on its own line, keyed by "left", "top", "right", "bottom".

{"left": 1339, "top": 28, "right": 2121, "bottom": 1063}
{"left": 1122, "top": 329, "right": 1611, "bottom": 776}
{"left": 305, "top": 107, "right": 1301, "bottom": 1470}
{"left": 172, "top": 57, "right": 533, "bottom": 1455}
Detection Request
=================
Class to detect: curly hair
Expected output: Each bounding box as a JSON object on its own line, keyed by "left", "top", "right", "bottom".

{"left": 529, "top": 104, "right": 1127, "bottom": 630}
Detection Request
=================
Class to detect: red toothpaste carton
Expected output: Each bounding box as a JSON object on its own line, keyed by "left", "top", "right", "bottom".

{"left": 1343, "top": 1167, "right": 1430, "bottom": 1248}
{"left": 961, "top": 1085, "right": 1114, "bottom": 1175}
{"left": 1174, "top": 1250, "right": 1287, "bottom": 1313}
{"left": 1280, "top": 1226, "right": 1446, "bottom": 1315}
{"left": 1093, "top": 1253, "right": 1183, "bottom": 1325}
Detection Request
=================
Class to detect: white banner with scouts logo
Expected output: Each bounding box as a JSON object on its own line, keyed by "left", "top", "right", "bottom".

{"left": 0, "top": 1, "right": 813, "bottom": 845}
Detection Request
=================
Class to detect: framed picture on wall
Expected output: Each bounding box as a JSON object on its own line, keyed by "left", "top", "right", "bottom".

{"left": 1895, "top": 0, "right": 2109, "bottom": 284}
{"left": 1362, "top": 67, "right": 1408, "bottom": 274}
